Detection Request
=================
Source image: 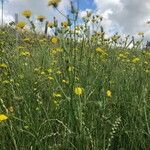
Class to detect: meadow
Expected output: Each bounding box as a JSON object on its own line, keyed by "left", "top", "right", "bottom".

{"left": 0, "top": 1, "right": 150, "bottom": 150}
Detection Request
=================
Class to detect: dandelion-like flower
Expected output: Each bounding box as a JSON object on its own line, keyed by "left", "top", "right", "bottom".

{"left": 0, "top": 63, "right": 8, "bottom": 69}
{"left": 48, "top": 22, "right": 54, "bottom": 28}
{"left": 48, "top": 0, "right": 61, "bottom": 8}
{"left": 0, "top": 114, "right": 8, "bottom": 122}
{"left": 74, "top": 87, "right": 83, "bottom": 96}
{"left": 20, "top": 51, "right": 31, "bottom": 57}
{"left": 51, "top": 36, "right": 59, "bottom": 44}
{"left": 37, "top": 16, "right": 46, "bottom": 22}
{"left": 16, "top": 21, "right": 26, "bottom": 29}
{"left": 106, "top": 90, "right": 112, "bottom": 98}
{"left": 53, "top": 92, "right": 62, "bottom": 98}
{"left": 61, "top": 21, "right": 69, "bottom": 28}
{"left": 138, "top": 32, "right": 144, "bottom": 36}
{"left": 62, "top": 79, "right": 69, "bottom": 84}
{"left": 96, "top": 47, "right": 105, "bottom": 53}
{"left": 48, "top": 76, "right": 54, "bottom": 80}
{"left": 22, "top": 10, "right": 32, "bottom": 19}
{"left": 132, "top": 57, "right": 140, "bottom": 63}
{"left": 23, "top": 38, "right": 30, "bottom": 43}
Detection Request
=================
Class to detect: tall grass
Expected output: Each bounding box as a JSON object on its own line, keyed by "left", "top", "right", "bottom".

{"left": 0, "top": 17, "right": 150, "bottom": 150}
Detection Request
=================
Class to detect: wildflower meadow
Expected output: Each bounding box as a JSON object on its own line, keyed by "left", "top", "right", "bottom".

{"left": 0, "top": 0, "right": 150, "bottom": 149}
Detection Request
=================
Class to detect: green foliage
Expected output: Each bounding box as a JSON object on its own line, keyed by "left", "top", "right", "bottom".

{"left": 0, "top": 25, "right": 150, "bottom": 150}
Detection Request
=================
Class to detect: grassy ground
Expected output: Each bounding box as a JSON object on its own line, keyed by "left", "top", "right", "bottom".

{"left": 0, "top": 26, "right": 150, "bottom": 150}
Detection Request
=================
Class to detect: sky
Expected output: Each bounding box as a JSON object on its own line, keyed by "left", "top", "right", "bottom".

{"left": 0, "top": 0, "right": 150, "bottom": 41}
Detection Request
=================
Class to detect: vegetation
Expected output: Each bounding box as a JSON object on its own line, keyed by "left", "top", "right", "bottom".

{"left": 0, "top": 1, "right": 150, "bottom": 149}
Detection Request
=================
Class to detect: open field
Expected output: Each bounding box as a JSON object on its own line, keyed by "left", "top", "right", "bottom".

{"left": 0, "top": 2, "right": 150, "bottom": 149}
{"left": 0, "top": 25, "right": 150, "bottom": 150}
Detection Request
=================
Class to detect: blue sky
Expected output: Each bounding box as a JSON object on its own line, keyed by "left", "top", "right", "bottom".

{"left": 79, "top": 0, "right": 96, "bottom": 10}
{"left": 0, "top": 0, "right": 150, "bottom": 40}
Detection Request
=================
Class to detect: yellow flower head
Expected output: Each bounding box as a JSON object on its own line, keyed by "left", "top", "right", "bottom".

{"left": 96, "top": 47, "right": 106, "bottom": 54}
{"left": 20, "top": 51, "right": 31, "bottom": 57}
{"left": 22, "top": 10, "right": 32, "bottom": 19}
{"left": 16, "top": 21, "right": 26, "bottom": 29}
{"left": 132, "top": 57, "right": 140, "bottom": 63}
{"left": 53, "top": 92, "right": 62, "bottom": 98}
{"left": 0, "top": 114, "right": 8, "bottom": 122}
{"left": 23, "top": 38, "right": 30, "bottom": 43}
{"left": 106, "top": 90, "right": 112, "bottom": 98}
{"left": 48, "top": 22, "right": 54, "bottom": 28}
{"left": 51, "top": 36, "right": 59, "bottom": 44}
{"left": 37, "top": 16, "right": 46, "bottom": 22}
{"left": 48, "top": 76, "right": 54, "bottom": 80}
{"left": 0, "top": 63, "right": 8, "bottom": 69}
{"left": 138, "top": 32, "right": 144, "bottom": 36}
{"left": 61, "top": 21, "right": 69, "bottom": 28}
{"left": 48, "top": 0, "right": 61, "bottom": 8}
{"left": 62, "top": 79, "right": 69, "bottom": 84}
{"left": 74, "top": 87, "right": 83, "bottom": 96}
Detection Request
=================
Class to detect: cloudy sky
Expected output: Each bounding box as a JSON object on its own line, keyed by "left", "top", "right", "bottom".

{"left": 0, "top": 0, "right": 150, "bottom": 40}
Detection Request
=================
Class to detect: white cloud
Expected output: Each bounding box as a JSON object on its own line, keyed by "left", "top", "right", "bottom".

{"left": 79, "top": 9, "right": 93, "bottom": 18}
{"left": 1, "top": 0, "right": 71, "bottom": 24}
{"left": 94, "top": 0, "right": 150, "bottom": 41}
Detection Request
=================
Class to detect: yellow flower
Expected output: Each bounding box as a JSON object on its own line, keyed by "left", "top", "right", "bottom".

{"left": 118, "top": 53, "right": 127, "bottom": 59}
{"left": 53, "top": 100, "right": 60, "bottom": 107}
{"left": 61, "top": 21, "right": 68, "bottom": 28}
{"left": 56, "top": 71, "right": 62, "bottom": 74}
{"left": 48, "top": 0, "right": 61, "bottom": 8}
{"left": 74, "top": 87, "right": 83, "bottom": 96}
{"left": 96, "top": 47, "right": 105, "bottom": 53}
{"left": 40, "top": 71, "right": 45, "bottom": 75}
{"left": 47, "top": 69, "right": 53, "bottom": 73}
{"left": 68, "top": 66, "right": 74, "bottom": 72}
{"left": 51, "top": 36, "right": 59, "bottom": 44}
{"left": 16, "top": 21, "right": 26, "bottom": 29}
{"left": 53, "top": 92, "right": 62, "bottom": 98}
{"left": 23, "top": 38, "right": 30, "bottom": 43}
{"left": 56, "top": 47, "right": 63, "bottom": 52}
{"left": 22, "top": 10, "right": 32, "bottom": 19}
{"left": 132, "top": 57, "right": 140, "bottom": 63}
{"left": 138, "top": 32, "right": 144, "bottom": 36}
{"left": 106, "top": 90, "right": 112, "bottom": 97}
{"left": 37, "top": 16, "right": 46, "bottom": 22}
{"left": 0, "top": 63, "right": 8, "bottom": 69}
{"left": 20, "top": 51, "right": 31, "bottom": 57}
{"left": 48, "top": 22, "right": 54, "bottom": 28}
{"left": 62, "top": 79, "right": 69, "bottom": 84}
{"left": 48, "top": 76, "right": 54, "bottom": 80}
{"left": 0, "top": 114, "right": 8, "bottom": 122}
